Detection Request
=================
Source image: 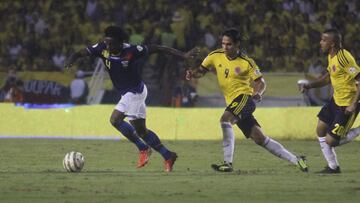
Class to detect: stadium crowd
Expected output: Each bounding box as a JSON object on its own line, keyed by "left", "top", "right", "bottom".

{"left": 1, "top": 0, "right": 360, "bottom": 73}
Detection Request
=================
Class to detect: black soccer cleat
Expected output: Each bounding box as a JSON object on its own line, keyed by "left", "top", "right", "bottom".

{"left": 211, "top": 162, "right": 233, "bottom": 172}
{"left": 316, "top": 166, "right": 341, "bottom": 174}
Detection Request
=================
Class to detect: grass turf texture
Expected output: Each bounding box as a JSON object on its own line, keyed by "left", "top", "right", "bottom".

{"left": 0, "top": 139, "right": 360, "bottom": 203}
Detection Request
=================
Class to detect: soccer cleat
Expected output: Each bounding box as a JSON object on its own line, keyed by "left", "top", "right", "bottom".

{"left": 164, "top": 152, "right": 178, "bottom": 172}
{"left": 211, "top": 162, "right": 233, "bottom": 172}
{"left": 137, "top": 148, "right": 152, "bottom": 168}
{"left": 316, "top": 166, "right": 341, "bottom": 174}
{"left": 296, "top": 156, "right": 309, "bottom": 172}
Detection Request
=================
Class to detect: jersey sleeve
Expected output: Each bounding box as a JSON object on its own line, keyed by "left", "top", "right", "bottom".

{"left": 341, "top": 50, "right": 360, "bottom": 78}
{"left": 132, "top": 45, "right": 149, "bottom": 60}
{"left": 200, "top": 54, "right": 214, "bottom": 70}
{"left": 247, "top": 57, "right": 263, "bottom": 80}
{"left": 86, "top": 42, "right": 106, "bottom": 57}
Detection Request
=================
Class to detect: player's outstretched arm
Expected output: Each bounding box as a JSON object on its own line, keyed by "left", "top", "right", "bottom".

{"left": 300, "top": 72, "right": 330, "bottom": 93}
{"left": 185, "top": 66, "right": 208, "bottom": 80}
{"left": 148, "top": 45, "right": 200, "bottom": 59}
{"left": 64, "top": 48, "right": 90, "bottom": 69}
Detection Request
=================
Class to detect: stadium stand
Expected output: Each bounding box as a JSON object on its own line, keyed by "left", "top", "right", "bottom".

{"left": 0, "top": 0, "right": 359, "bottom": 105}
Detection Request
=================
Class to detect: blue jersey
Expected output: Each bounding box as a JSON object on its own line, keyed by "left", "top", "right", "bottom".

{"left": 86, "top": 42, "right": 148, "bottom": 95}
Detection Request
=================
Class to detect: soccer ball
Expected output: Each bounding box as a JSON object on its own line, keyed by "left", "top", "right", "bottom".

{"left": 63, "top": 151, "right": 85, "bottom": 172}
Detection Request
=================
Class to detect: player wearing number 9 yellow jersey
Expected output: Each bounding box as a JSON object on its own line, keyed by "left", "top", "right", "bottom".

{"left": 186, "top": 28, "right": 308, "bottom": 173}
{"left": 301, "top": 29, "right": 360, "bottom": 174}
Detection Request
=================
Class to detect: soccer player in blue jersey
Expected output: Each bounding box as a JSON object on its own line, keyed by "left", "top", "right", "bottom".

{"left": 65, "top": 26, "right": 199, "bottom": 172}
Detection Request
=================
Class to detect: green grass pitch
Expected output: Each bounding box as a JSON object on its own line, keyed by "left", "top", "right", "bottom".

{"left": 0, "top": 139, "right": 359, "bottom": 203}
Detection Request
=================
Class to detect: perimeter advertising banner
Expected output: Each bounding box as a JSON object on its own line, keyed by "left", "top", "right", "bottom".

{"left": 23, "top": 80, "right": 69, "bottom": 104}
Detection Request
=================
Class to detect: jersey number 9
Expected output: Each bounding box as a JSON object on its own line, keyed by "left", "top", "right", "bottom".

{"left": 225, "top": 68, "right": 229, "bottom": 78}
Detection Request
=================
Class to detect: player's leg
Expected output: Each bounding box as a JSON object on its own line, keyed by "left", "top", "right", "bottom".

{"left": 317, "top": 120, "right": 341, "bottom": 173}
{"left": 338, "top": 105, "right": 360, "bottom": 145}
{"left": 339, "top": 126, "right": 360, "bottom": 145}
{"left": 211, "top": 95, "right": 255, "bottom": 172}
{"left": 113, "top": 86, "right": 154, "bottom": 168}
{"left": 130, "top": 118, "right": 177, "bottom": 172}
{"left": 248, "top": 125, "right": 308, "bottom": 172}
{"left": 320, "top": 105, "right": 359, "bottom": 173}
{"left": 110, "top": 109, "right": 148, "bottom": 151}
{"left": 210, "top": 111, "right": 237, "bottom": 172}
{"left": 315, "top": 99, "right": 341, "bottom": 173}
{"left": 130, "top": 118, "right": 173, "bottom": 160}
{"left": 248, "top": 125, "right": 302, "bottom": 165}
{"left": 128, "top": 85, "right": 176, "bottom": 171}
{"left": 220, "top": 111, "right": 237, "bottom": 164}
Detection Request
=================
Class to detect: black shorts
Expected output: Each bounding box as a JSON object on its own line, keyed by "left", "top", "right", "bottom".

{"left": 225, "top": 94, "right": 260, "bottom": 138}
{"left": 317, "top": 97, "right": 360, "bottom": 140}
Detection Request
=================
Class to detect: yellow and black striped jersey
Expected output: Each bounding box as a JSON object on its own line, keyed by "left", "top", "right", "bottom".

{"left": 327, "top": 49, "right": 360, "bottom": 106}
{"left": 201, "top": 49, "right": 262, "bottom": 105}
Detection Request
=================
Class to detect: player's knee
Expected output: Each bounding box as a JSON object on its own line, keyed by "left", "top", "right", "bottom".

{"left": 326, "top": 135, "right": 339, "bottom": 147}
{"left": 316, "top": 128, "right": 326, "bottom": 137}
{"left": 248, "top": 126, "right": 266, "bottom": 145}
{"left": 110, "top": 117, "right": 117, "bottom": 127}
{"left": 253, "top": 136, "right": 265, "bottom": 145}
{"left": 220, "top": 112, "right": 235, "bottom": 123}
{"left": 135, "top": 127, "right": 147, "bottom": 138}
{"left": 220, "top": 115, "right": 228, "bottom": 123}
{"left": 250, "top": 133, "right": 266, "bottom": 145}
{"left": 110, "top": 116, "right": 123, "bottom": 127}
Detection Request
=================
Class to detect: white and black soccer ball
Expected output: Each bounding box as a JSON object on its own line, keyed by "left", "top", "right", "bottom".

{"left": 63, "top": 151, "right": 85, "bottom": 172}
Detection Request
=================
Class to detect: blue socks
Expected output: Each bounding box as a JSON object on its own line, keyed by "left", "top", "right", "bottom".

{"left": 115, "top": 121, "right": 148, "bottom": 151}
{"left": 115, "top": 121, "right": 171, "bottom": 160}
{"left": 143, "top": 130, "right": 171, "bottom": 160}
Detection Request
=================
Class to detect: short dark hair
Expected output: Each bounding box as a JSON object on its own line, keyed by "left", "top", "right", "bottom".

{"left": 104, "top": 26, "right": 128, "bottom": 42}
{"left": 221, "top": 28, "right": 241, "bottom": 43}
{"left": 323, "top": 28, "right": 342, "bottom": 49}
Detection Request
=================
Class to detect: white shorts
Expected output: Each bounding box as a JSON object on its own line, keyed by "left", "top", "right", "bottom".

{"left": 115, "top": 85, "right": 147, "bottom": 120}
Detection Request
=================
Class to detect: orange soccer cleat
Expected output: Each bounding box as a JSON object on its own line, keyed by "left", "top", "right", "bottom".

{"left": 164, "top": 152, "right": 178, "bottom": 172}
{"left": 137, "top": 148, "right": 152, "bottom": 168}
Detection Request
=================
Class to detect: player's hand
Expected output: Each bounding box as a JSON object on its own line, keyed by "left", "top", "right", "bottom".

{"left": 297, "top": 79, "right": 310, "bottom": 93}
{"left": 185, "top": 69, "right": 193, "bottom": 80}
{"left": 345, "top": 104, "right": 356, "bottom": 115}
{"left": 184, "top": 47, "right": 200, "bottom": 59}
{"left": 64, "top": 62, "right": 73, "bottom": 70}
{"left": 252, "top": 92, "right": 262, "bottom": 103}
{"left": 299, "top": 84, "right": 309, "bottom": 93}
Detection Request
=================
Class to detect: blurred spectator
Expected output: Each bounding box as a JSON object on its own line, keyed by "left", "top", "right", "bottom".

{"left": 33, "top": 13, "right": 48, "bottom": 36}
{"left": 203, "top": 26, "right": 217, "bottom": 49}
{"left": 2, "top": 67, "right": 24, "bottom": 103}
{"left": 283, "top": 0, "right": 295, "bottom": 11}
{"left": 304, "top": 59, "right": 331, "bottom": 106}
{"left": 7, "top": 38, "right": 22, "bottom": 61}
{"left": 70, "top": 70, "right": 88, "bottom": 104}
{"left": 170, "top": 11, "right": 187, "bottom": 50}
{"left": 171, "top": 79, "right": 197, "bottom": 107}
{"left": 160, "top": 23, "right": 176, "bottom": 47}
{"left": 129, "top": 24, "right": 145, "bottom": 45}
{"left": 86, "top": 0, "right": 99, "bottom": 21}
{"left": 52, "top": 49, "right": 66, "bottom": 71}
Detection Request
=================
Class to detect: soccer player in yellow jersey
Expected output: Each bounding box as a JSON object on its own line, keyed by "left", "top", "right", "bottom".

{"left": 301, "top": 29, "right": 360, "bottom": 174}
{"left": 186, "top": 28, "right": 308, "bottom": 172}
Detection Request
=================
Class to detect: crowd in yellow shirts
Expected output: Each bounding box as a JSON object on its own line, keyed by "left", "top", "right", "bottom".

{"left": 1, "top": 0, "right": 359, "bottom": 73}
